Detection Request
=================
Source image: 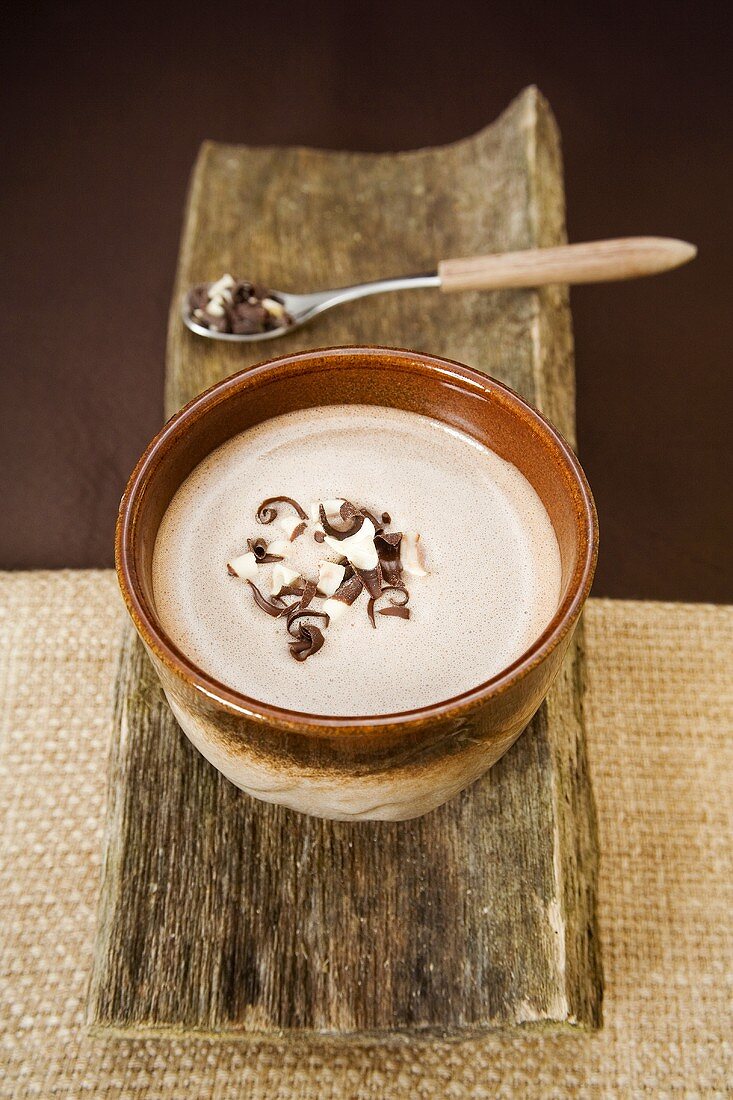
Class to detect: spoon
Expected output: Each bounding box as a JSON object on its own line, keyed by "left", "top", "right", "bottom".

{"left": 182, "top": 236, "right": 696, "bottom": 343}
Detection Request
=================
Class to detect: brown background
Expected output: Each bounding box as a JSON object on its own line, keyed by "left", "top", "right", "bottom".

{"left": 2, "top": 1, "right": 731, "bottom": 601}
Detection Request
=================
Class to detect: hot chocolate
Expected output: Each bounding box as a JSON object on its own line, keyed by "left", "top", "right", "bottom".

{"left": 152, "top": 404, "right": 561, "bottom": 716}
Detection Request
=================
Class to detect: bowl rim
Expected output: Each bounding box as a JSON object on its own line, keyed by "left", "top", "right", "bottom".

{"left": 116, "top": 345, "right": 598, "bottom": 732}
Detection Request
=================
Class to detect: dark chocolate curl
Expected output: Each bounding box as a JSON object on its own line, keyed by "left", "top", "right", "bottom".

{"left": 230, "top": 300, "right": 268, "bottom": 334}
{"left": 278, "top": 584, "right": 305, "bottom": 598}
{"left": 247, "top": 537, "right": 285, "bottom": 563}
{"left": 367, "top": 597, "right": 376, "bottom": 629}
{"left": 380, "top": 585, "right": 409, "bottom": 606}
{"left": 370, "top": 585, "right": 410, "bottom": 625}
{"left": 286, "top": 609, "right": 330, "bottom": 637}
{"left": 375, "top": 531, "right": 403, "bottom": 586}
{"left": 226, "top": 562, "right": 237, "bottom": 576}
{"left": 379, "top": 606, "right": 410, "bottom": 620}
{"left": 246, "top": 580, "right": 289, "bottom": 618}
{"left": 331, "top": 571, "right": 364, "bottom": 606}
{"left": 288, "top": 624, "right": 325, "bottom": 662}
{"left": 289, "top": 520, "right": 307, "bottom": 542}
{"left": 256, "top": 496, "right": 308, "bottom": 524}
{"left": 375, "top": 532, "right": 401, "bottom": 548}
{"left": 248, "top": 537, "right": 268, "bottom": 560}
{"left": 299, "top": 579, "right": 317, "bottom": 611}
{"left": 354, "top": 561, "right": 383, "bottom": 599}
{"left": 318, "top": 502, "right": 364, "bottom": 541}
{"left": 361, "top": 508, "right": 391, "bottom": 534}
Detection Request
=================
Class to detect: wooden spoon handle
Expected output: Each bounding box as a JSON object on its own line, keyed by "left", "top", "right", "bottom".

{"left": 438, "top": 237, "right": 696, "bottom": 292}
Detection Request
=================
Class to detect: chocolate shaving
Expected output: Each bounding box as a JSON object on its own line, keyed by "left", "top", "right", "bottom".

{"left": 331, "top": 570, "right": 364, "bottom": 606}
{"left": 278, "top": 583, "right": 305, "bottom": 598}
{"left": 375, "top": 531, "right": 403, "bottom": 586}
{"left": 246, "top": 580, "right": 288, "bottom": 618}
{"left": 289, "top": 623, "right": 325, "bottom": 662}
{"left": 248, "top": 537, "right": 267, "bottom": 560}
{"left": 286, "top": 608, "right": 330, "bottom": 637}
{"left": 230, "top": 281, "right": 252, "bottom": 304}
{"left": 299, "top": 579, "right": 317, "bottom": 611}
{"left": 234, "top": 492, "right": 419, "bottom": 662}
{"left": 226, "top": 562, "right": 237, "bottom": 576}
{"left": 187, "top": 284, "right": 210, "bottom": 312}
{"left": 369, "top": 585, "right": 410, "bottom": 625}
{"left": 230, "top": 300, "right": 268, "bottom": 335}
{"left": 354, "top": 561, "right": 383, "bottom": 599}
{"left": 361, "top": 509, "right": 391, "bottom": 534}
{"left": 368, "top": 585, "right": 408, "bottom": 627}
{"left": 375, "top": 532, "right": 401, "bottom": 548}
{"left": 380, "top": 585, "right": 409, "bottom": 605}
{"left": 256, "top": 496, "right": 308, "bottom": 524}
{"left": 318, "top": 501, "right": 364, "bottom": 541}
{"left": 247, "top": 536, "right": 285, "bottom": 563}
{"left": 379, "top": 605, "right": 410, "bottom": 620}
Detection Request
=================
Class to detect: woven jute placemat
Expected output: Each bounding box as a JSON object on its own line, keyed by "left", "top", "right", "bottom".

{"left": 0, "top": 570, "right": 731, "bottom": 1096}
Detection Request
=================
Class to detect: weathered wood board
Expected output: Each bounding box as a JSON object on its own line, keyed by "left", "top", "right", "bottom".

{"left": 89, "top": 87, "right": 602, "bottom": 1037}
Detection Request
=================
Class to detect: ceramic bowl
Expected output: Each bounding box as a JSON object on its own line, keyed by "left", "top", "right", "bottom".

{"left": 116, "top": 346, "right": 597, "bottom": 820}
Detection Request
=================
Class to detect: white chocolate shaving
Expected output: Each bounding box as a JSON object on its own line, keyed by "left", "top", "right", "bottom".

{"left": 265, "top": 538, "right": 290, "bottom": 559}
{"left": 322, "top": 597, "right": 349, "bottom": 623}
{"left": 401, "top": 531, "right": 428, "bottom": 576}
{"left": 227, "top": 551, "right": 258, "bottom": 581}
{"left": 317, "top": 560, "right": 346, "bottom": 597}
{"left": 271, "top": 563, "right": 301, "bottom": 596}
{"left": 207, "top": 273, "right": 235, "bottom": 298}
{"left": 206, "top": 297, "right": 226, "bottom": 317}
{"left": 324, "top": 517, "right": 378, "bottom": 571}
{"left": 262, "top": 297, "right": 285, "bottom": 318}
{"left": 278, "top": 514, "right": 306, "bottom": 541}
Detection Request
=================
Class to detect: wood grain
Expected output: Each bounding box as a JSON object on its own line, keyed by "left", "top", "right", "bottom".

{"left": 438, "top": 237, "right": 697, "bottom": 291}
{"left": 89, "top": 86, "right": 602, "bottom": 1036}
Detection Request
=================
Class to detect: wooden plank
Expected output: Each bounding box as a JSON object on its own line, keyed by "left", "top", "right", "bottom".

{"left": 89, "top": 86, "right": 602, "bottom": 1036}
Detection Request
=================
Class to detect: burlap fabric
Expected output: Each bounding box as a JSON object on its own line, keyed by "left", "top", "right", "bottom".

{"left": 0, "top": 571, "right": 731, "bottom": 1097}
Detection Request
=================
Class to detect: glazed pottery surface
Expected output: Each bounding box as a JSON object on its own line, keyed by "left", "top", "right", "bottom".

{"left": 116, "top": 346, "right": 597, "bottom": 820}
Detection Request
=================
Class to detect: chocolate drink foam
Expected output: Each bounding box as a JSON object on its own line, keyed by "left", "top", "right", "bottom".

{"left": 152, "top": 405, "right": 562, "bottom": 716}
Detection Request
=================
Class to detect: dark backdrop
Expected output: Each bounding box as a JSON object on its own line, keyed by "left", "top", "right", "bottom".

{"left": 2, "top": 2, "right": 731, "bottom": 601}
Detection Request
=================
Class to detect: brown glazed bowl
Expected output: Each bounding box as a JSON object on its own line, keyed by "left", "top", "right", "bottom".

{"left": 117, "top": 346, "right": 597, "bottom": 821}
